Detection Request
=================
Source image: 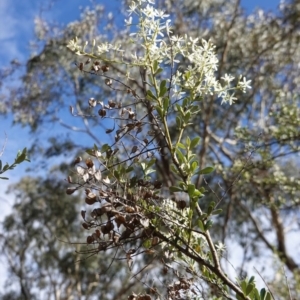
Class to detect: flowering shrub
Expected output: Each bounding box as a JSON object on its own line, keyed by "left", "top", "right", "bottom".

{"left": 65, "top": 1, "right": 271, "bottom": 299}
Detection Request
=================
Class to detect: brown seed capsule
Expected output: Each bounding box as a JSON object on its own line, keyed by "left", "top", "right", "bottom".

{"left": 101, "top": 65, "right": 109, "bottom": 72}
{"left": 85, "top": 158, "right": 94, "bottom": 168}
{"left": 105, "top": 78, "right": 112, "bottom": 86}
{"left": 82, "top": 222, "right": 89, "bottom": 230}
{"left": 66, "top": 187, "right": 76, "bottom": 195}
{"left": 98, "top": 108, "right": 106, "bottom": 117}
{"left": 74, "top": 156, "right": 82, "bottom": 164}
{"left": 85, "top": 196, "right": 97, "bottom": 205}
{"left": 86, "top": 235, "right": 94, "bottom": 244}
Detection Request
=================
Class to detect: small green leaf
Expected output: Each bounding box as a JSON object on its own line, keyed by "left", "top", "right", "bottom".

{"left": 152, "top": 60, "right": 158, "bottom": 72}
{"left": 198, "top": 166, "right": 215, "bottom": 175}
{"left": 246, "top": 283, "right": 254, "bottom": 295}
{"left": 156, "top": 106, "right": 164, "bottom": 119}
{"left": 260, "top": 288, "right": 266, "bottom": 300}
{"left": 175, "top": 148, "right": 185, "bottom": 164}
{"left": 163, "top": 97, "right": 169, "bottom": 111}
{"left": 198, "top": 219, "right": 205, "bottom": 231}
{"left": 186, "top": 136, "right": 191, "bottom": 148}
{"left": 170, "top": 186, "right": 183, "bottom": 193}
{"left": 2, "top": 163, "right": 9, "bottom": 172}
{"left": 0, "top": 160, "right": 2, "bottom": 171}
{"left": 0, "top": 176, "right": 9, "bottom": 180}
{"left": 154, "top": 67, "right": 163, "bottom": 76}
{"left": 187, "top": 184, "right": 195, "bottom": 197}
{"left": 126, "top": 166, "right": 134, "bottom": 173}
{"left": 265, "top": 292, "right": 271, "bottom": 300}
{"left": 101, "top": 144, "right": 110, "bottom": 152}
{"left": 190, "top": 137, "right": 200, "bottom": 149}
{"left": 177, "top": 142, "right": 186, "bottom": 149}
{"left": 241, "top": 280, "right": 247, "bottom": 294}
{"left": 15, "top": 152, "right": 26, "bottom": 164}
{"left": 159, "top": 80, "right": 167, "bottom": 97}
{"left": 204, "top": 220, "right": 213, "bottom": 230}
{"left": 176, "top": 116, "right": 182, "bottom": 129}
{"left": 211, "top": 209, "right": 223, "bottom": 215}
{"left": 147, "top": 89, "right": 157, "bottom": 100}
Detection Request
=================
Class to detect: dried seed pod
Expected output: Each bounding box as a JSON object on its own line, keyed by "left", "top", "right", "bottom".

{"left": 91, "top": 65, "right": 99, "bottom": 72}
{"left": 130, "top": 145, "right": 138, "bottom": 154}
{"left": 85, "top": 196, "right": 97, "bottom": 205}
{"left": 81, "top": 210, "right": 86, "bottom": 220}
{"left": 101, "top": 65, "right": 109, "bottom": 72}
{"left": 66, "top": 187, "right": 76, "bottom": 195}
{"left": 82, "top": 222, "right": 89, "bottom": 230}
{"left": 98, "top": 108, "right": 106, "bottom": 117}
{"left": 153, "top": 180, "right": 162, "bottom": 189}
{"left": 105, "top": 78, "right": 112, "bottom": 86}
{"left": 85, "top": 158, "right": 94, "bottom": 168}
{"left": 176, "top": 200, "right": 187, "bottom": 210}
{"left": 74, "top": 156, "right": 82, "bottom": 164}
{"left": 125, "top": 206, "right": 135, "bottom": 213}
{"left": 78, "top": 62, "right": 84, "bottom": 71}
{"left": 86, "top": 235, "right": 94, "bottom": 244}
{"left": 108, "top": 99, "right": 116, "bottom": 108}
{"left": 88, "top": 98, "right": 97, "bottom": 107}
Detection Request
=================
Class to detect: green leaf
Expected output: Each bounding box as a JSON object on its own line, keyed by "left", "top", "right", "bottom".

{"left": 198, "top": 219, "right": 205, "bottom": 231}
{"left": 198, "top": 166, "right": 215, "bottom": 175}
{"left": 204, "top": 220, "right": 213, "bottom": 230}
{"left": 265, "top": 292, "right": 271, "bottom": 300}
{"left": 146, "top": 89, "right": 157, "bottom": 100}
{"left": 190, "top": 137, "right": 200, "bottom": 149}
{"left": 2, "top": 163, "right": 9, "bottom": 172}
{"left": 154, "top": 67, "right": 163, "bottom": 76}
{"left": 236, "top": 294, "right": 244, "bottom": 300}
{"left": 246, "top": 283, "right": 254, "bottom": 295}
{"left": 260, "top": 288, "right": 266, "bottom": 300}
{"left": 126, "top": 166, "right": 134, "bottom": 173}
{"left": 187, "top": 184, "right": 195, "bottom": 197}
{"left": 211, "top": 209, "right": 223, "bottom": 215}
{"left": 159, "top": 80, "right": 167, "bottom": 97}
{"left": 0, "top": 160, "right": 2, "bottom": 171}
{"left": 241, "top": 280, "right": 247, "bottom": 294}
{"left": 176, "top": 116, "right": 182, "bottom": 129}
{"left": 249, "top": 276, "right": 255, "bottom": 284}
{"left": 177, "top": 142, "right": 186, "bottom": 149}
{"left": 169, "top": 186, "right": 183, "bottom": 193}
{"left": 15, "top": 152, "right": 26, "bottom": 164}
{"left": 101, "top": 144, "right": 111, "bottom": 152}
{"left": 193, "top": 189, "right": 204, "bottom": 198}
{"left": 152, "top": 60, "right": 158, "bottom": 73}
{"left": 156, "top": 105, "right": 164, "bottom": 119}
{"left": 175, "top": 148, "right": 185, "bottom": 164}
{"left": 186, "top": 136, "right": 191, "bottom": 148}
{"left": 190, "top": 161, "right": 198, "bottom": 173}
{"left": 0, "top": 176, "right": 9, "bottom": 180}
{"left": 163, "top": 97, "right": 169, "bottom": 111}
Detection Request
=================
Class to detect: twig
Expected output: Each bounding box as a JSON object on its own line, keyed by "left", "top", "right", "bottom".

{"left": 254, "top": 267, "right": 276, "bottom": 300}
{"left": 282, "top": 266, "right": 293, "bottom": 300}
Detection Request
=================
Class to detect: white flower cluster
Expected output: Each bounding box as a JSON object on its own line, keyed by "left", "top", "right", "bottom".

{"left": 67, "top": 0, "right": 251, "bottom": 105}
